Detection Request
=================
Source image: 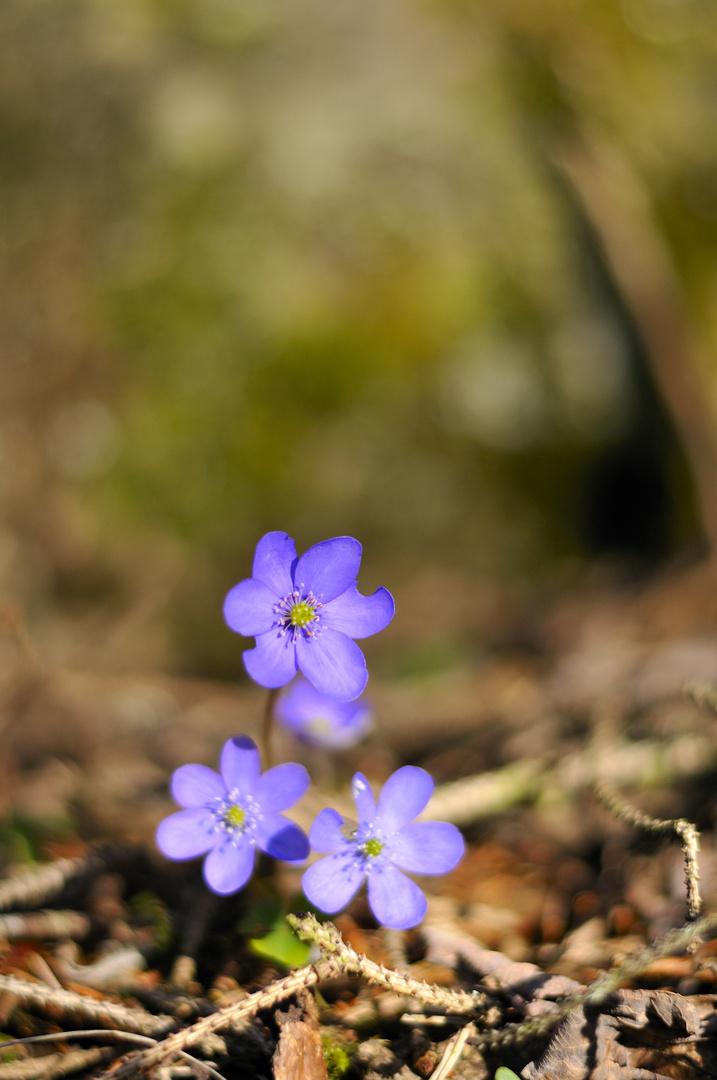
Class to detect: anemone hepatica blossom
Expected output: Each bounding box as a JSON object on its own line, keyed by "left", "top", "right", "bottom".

{"left": 223, "top": 532, "right": 394, "bottom": 701}
{"left": 276, "top": 676, "right": 373, "bottom": 750}
{"left": 302, "top": 767, "right": 464, "bottom": 929}
{"left": 156, "top": 736, "right": 309, "bottom": 895}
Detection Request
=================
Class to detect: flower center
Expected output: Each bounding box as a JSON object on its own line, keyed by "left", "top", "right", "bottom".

{"left": 289, "top": 600, "right": 315, "bottom": 627}
{"left": 308, "top": 715, "right": 332, "bottom": 735}
{"left": 361, "top": 837, "right": 385, "bottom": 859}
{"left": 224, "top": 804, "right": 247, "bottom": 830}
{"left": 274, "top": 588, "right": 323, "bottom": 640}
{"left": 210, "top": 792, "right": 259, "bottom": 845}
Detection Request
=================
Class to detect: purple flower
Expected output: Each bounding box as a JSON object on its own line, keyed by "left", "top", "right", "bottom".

{"left": 156, "top": 736, "right": 310, "bottom": 895}
{"left": 276, "top": 676, "right": 373, "bottom": 750}
{"left": 302, "top": 767, "right": 464, "bottom": 929}
{"left": 223, "top": 532, "right": 394, "bottom": 701}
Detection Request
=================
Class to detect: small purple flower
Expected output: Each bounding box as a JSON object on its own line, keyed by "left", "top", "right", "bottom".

{"left": 223, "top": 532, "right": 394, "bottom": 701}
{"left": 302, "top": 767, "right": 464, "bottom": 929}
{"left": 276, "top": 676, "right": 373, "bottom": 750}
{"left": 156, "top": 736, "right": 310, "bottom": 895}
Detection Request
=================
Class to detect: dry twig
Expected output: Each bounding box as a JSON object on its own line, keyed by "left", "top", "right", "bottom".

{"left": 96, "top": 958, "right": 342, "bottom": 1079}
{"left": 98, "top": 916, "right": 483, "bottom": 1078}
{"left": 290, "top": 914, "right": 481, "bottom": 1013}
{"left": 596, "top": 781, "right": 701, "bottom": 920}
{"left": 0, "top": 1045, "right": 115, "bottom": 1080}
{"left": 0, "top": 856, "right": 98, "bottom": 913}
{"left": 168, "top": 956, "right": 196, "bottom": 991}
{"left": 53, "top": 945, "right": 147, "bottom": 990}
{"left": 423, "top": 760, "right": 544, "bottom": 826}
{"left": 470, "top": 906, "right": 717, "bottom": 1053}
{"left": 0, "top": 910, "right": 91, "bottom": 942}
{"left": 0, "top": 1030, "right": 225, "bottom": 1080}
{"left": 425, "top": 733, "right": 717, "bottom": 828}
{"left": 0, "top": 974, "right": 173, "bottom": 1037}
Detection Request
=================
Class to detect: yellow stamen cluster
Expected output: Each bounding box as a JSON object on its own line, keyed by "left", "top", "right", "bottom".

{"left": 225, "top": 804, "right": 247, "bottom": 829}
{"left": 362, "top": 838, "right": 385, "bottom": 858}
{"left": 289, "top": 600, "right": 317, "bottom": 628}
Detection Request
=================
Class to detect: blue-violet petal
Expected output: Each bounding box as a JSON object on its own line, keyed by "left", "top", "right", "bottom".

{"left": 296, "top": 627, "right": 367, "bottom": 701}
{"left": 309, "top": 808, "right": 350, "bottom": 854}
{"left": 253, "top": 762, "right": 310, "bottom": 812}
{"left": 171, "top": 764, "right": 225, "bottom": 809}
{"left": 156, "top": 809, "right": 216, "bottom": 860}
{"left": 321, "top": 585, "right": 395, "bottom": 640}
{"left": 367, "top": 864, "right": 427, "bottom": 929}
{"left": 350, "top": 773, "right": 376, "bottom": 825}
{"left": 277, "top": 676, "right": 373, "bottom": 750}
{"left": 203, "top": 838, "right": 255, "bottom": 895}
{"left": 223, "top": 578, "right": 278, "bottom": 637}
{"left": 302, "top": 852, "right": 365, "bottom": 913}
{"left": 390, "top": 821, "right": 465, "bottom": 875}
{"left": 293, "top": 537, "right": 362, "bottom": 604}
{"left": 220, "top": 736, "right": 261, "bottom": 795}
{"left": 255, "top": 813, "right": 309, "bottom": 862}
{"left": 251, "top": 532, "right": 297, "bottom": 596}
{"left": 375, "top": 766, "right": 434, "bottom": 834}
{"left": 243, "top": 631, "right": 298, "bottom": 689}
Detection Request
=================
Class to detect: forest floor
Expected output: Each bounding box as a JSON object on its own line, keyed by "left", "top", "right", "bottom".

{"left": 3, "top": 560, "right": 717, "bottom": 1079}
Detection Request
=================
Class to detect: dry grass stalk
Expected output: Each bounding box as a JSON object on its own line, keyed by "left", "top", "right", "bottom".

{"left": 430, "top": 1022, "right": 476, "bottom": 1080}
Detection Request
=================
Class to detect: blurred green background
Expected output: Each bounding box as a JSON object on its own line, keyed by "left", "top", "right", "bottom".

{"left": 2, "top": 0, "right": 717, "bottom": 681}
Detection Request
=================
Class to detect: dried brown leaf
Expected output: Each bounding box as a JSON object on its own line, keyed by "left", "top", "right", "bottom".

{"left": 272, "top": 989, "right": 328, "bottom": 1080}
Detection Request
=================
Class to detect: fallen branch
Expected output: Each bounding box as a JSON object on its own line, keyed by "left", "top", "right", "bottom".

{"left": 290, "top": 914, "right": 481, "bottom": 1014}
{"left": 0, "top": 1045, "right": 114, "bottom": 1080}
{"left": 96, "top": 959, "right": 340, "bottom": 1079}
{"left": 0, "top": 974, "right": 173, "bottom": 1037}
{"left": 97, "top": 916, "right": 483, "bottom": 1078}
{"left": 420, "top": 759, "right": 544, "bottom": 826}
{"left": 470, "top": 906, "right": 717, "bottom": 1052}
{"left": 0, "top": 910, "right": 91, "bottom": 942}
{"left": 423, "top": 732, "right": 717, "bottom": 828}
{"left": 0, "top": 1029, "right": 225, "bottom": 1080}
{"left": 596, "top": 781, "right": 701, "bottom": 920}
{"left": 0, "top": 856, "right": 99, "bottom": 913}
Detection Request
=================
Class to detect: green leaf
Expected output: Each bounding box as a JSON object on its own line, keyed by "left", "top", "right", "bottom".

{"left": 241, "top": 900, "right": 311, "bottom": 968}
{"left": 249, "top": 923, "right": 310, "bottom": 968}
{"left": 495, "top": 1068, "right": 522, "bottom": 1080}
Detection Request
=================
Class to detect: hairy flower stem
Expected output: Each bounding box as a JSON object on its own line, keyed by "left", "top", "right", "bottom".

{"left": 262, "top": 687, "right": 280, "bottom": 768}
